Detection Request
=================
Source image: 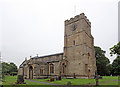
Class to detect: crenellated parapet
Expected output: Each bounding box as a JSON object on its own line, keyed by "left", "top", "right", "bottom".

{"left": 65, "top": 13, "right": 91, "bottom": 26}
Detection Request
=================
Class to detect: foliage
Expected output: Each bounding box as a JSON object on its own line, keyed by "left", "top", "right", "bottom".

{"left": 111, "top": 56, "right": 120, "bottom": 76}
{"left": 110, "top": 42, "right": 120, "bottom": 76}
{"left": 9, "top": 62, "right": 18, "bottom": 75}
{"left": 2, "top": 62, "right": 10, "bottom": 75}
{"left": 2, "top": 62, "right": 18, "bottom": 76}
{"left": 94, "top": 46, "right": 111, "bottom": 76}
{"left": 110, "top": 42, "right": 120, "bottom": 56}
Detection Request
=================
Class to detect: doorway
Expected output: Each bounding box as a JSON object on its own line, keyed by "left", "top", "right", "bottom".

{"left": 29, "top": 66, "right": 33, "bottom": 79}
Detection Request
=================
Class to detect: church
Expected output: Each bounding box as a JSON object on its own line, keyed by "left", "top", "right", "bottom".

{"left": 18, "top": 13, "right": 96, "bottom": 79}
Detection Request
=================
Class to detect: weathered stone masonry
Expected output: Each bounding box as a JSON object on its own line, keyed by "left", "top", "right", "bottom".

{"left": 18, "top": 13, "right": 97, "bottom": 79}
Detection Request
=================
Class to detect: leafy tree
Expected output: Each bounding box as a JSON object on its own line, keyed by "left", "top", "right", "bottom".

{"left": 111, "top": 56, "right": 120, "bottom": 75}
{"left": 110, "top": 42, "right": 120, "bottom": 76}
{"left": 2, "top": 62, "right": 18, "bottom": 76}
{"left": 94, "top": 46, "right": 111, "bottom": 76}
{"left": 9, "top": 62, "right": 18, "bottom": 74}
{"left": 105, "top": 64, "right": 112, "bottom": 76}
{"left": 2, "top": 62, "right": 10, "bottom": 74}
{"left": 110, "top": 42, "right": 120, "bottom": 56}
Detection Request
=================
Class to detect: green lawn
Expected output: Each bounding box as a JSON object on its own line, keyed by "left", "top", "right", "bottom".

{"left": 3, "top": 76, "right": 44, "bottom": 85}
{"left": 34, "top": 76, "right": 118, "bottom": 85}
{"left": 1, "top": 76, "right": 119, "bottom": 87}
{"left": 99, "top": 76, "right": 118, "bottom": 82}
{"left": 34, "top": 78, "right": 95, "bottom": 85}
{"left": 2, "top": 76, "right": 55, "bottom": 87}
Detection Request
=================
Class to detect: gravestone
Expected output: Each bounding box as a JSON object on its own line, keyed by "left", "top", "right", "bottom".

{"left": 56, "top": 76, "right": 61, "bottom": 81}
{"left": 67, "top": 81, "right": 71, "bottom": 85}
{"left": 58, "top": 76, "right": 61, "bottom": 80}
{"left": 56, "top": 77, "right": 58, "bottom": 80}
{"left": 17, "top": 75, "right": 24, "bottom": 84}
{"left": 99, "top": 76, "right": 102, "bottom": 79}
{"left": 50, "top": 78, "right": 54, "bottom": 82}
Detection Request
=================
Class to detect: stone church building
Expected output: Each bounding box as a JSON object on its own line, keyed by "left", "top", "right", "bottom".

{"left": 18, "top": 13, "right": 96, "bottom": 79}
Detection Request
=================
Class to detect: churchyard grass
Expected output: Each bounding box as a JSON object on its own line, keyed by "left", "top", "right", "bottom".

{"left": 2, "top": 76, "right": 55, "bottom": 87}
{"left": 99, "top": 76, "right": 118, "bottom": 84}
{"left": 34, "top": 76, "right": 118, "bottom": 85}
{"left": 2, "top": 75, "right": 119, "bottom": 87}
{"left": 34, "top": 78, "right": 95, "bottom": 85}
{"left": 100, "top": 81, "right": 118, "bottom": 85}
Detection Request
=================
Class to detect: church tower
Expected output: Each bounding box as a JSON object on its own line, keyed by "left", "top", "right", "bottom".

{"left": 63, "top": 13, "right": 96, "bottom": 78}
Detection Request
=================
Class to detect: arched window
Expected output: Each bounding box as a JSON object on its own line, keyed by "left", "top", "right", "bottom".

{"left": 40, "top": 68, "right": 44, "bottom": 75}
{"left": 40, "top": 65, "right": 44, "bottom": 75}
{"left": 50, "top": 64, "right": 54, "bottom": 74}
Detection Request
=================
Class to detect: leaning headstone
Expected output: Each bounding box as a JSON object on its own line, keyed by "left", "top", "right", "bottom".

{"left": 17, "top": 75, "right": 24, "bottom": 84}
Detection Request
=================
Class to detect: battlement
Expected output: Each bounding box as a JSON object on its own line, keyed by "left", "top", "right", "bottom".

{"left": 65, "top": 13, "right": 91, "bottom": 26}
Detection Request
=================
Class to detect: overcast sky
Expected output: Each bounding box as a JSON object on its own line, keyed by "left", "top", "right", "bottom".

{"left": 0, "top": 0, "right": 119, "bottom": 67}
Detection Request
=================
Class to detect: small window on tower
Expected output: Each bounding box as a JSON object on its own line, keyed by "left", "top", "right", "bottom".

{"left": 73, "top": 40, "right": 75, "bottom": 45}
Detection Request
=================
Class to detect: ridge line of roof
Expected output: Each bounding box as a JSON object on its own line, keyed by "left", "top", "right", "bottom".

{"left": 31, "top": 52, "right": 63, "bottom": 59}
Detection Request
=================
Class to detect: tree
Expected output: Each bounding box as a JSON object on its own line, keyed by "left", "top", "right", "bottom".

{"left": 110, "top": 42, "right": 120, "bottom": 76}
{"left": 94, "top": 46, "right": 111, "bottom": 76}
{"left": 111, "top": 56, "right": 120, "bottom": 75}
{"left": 2, "top": 62, "right": 10, "bottom": 75}
{"left": 9, "top": 62, "right": 18, "bottom": 75}
{"left": 2, "top": 62, "right": 18, "bottom": 76}
{"left": 110, "top": 42, "right": 120, "bottom": 56}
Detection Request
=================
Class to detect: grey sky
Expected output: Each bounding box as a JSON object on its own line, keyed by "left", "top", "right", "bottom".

{"left": 0, "top": 0, "right": 119, "bottom": 67}
{"left": 118, "top": 1, "right": 120, "bottom": 41}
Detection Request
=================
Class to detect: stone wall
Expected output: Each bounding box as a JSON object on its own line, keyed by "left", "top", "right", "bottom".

{"left": 18, "top": 13, "right": 96, "bottom": 79}
{"left": 18, "top": 67, "right": 23, "bottom": 76}
{"left": 18, "top": 53, "right": 63, "bottom": 79}
{"left": 64, "top": 13, "right": 96, "bottom": 78}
